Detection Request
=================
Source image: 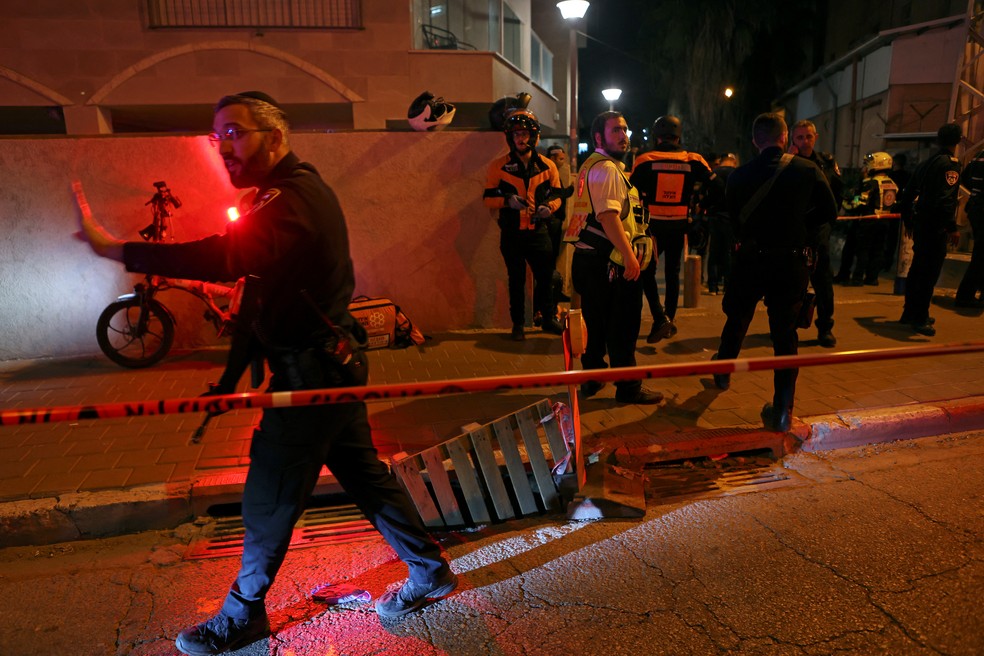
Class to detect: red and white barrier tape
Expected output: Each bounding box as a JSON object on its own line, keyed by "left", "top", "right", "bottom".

{"left": 836, "top": 213, "right": 901, "bottom": 221}
{"left": 4, "top": 341, "right": 984, "bottom": 426}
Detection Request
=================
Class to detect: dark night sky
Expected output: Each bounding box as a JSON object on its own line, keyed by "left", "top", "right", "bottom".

{"left": 576, "top": 0, "right": 665, "bottom": 141}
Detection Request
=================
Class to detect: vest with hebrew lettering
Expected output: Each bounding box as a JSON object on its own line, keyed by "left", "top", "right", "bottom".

{"left": 563, "top": 152, "right": 648, "bottom": 268}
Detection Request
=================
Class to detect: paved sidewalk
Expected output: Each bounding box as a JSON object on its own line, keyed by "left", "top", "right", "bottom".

{"left": 2, "top": 276, "right": 983, "bottom": 546}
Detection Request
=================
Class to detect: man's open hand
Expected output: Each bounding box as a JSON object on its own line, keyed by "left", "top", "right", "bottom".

{"left": 73, "top": 181, "right": 125, "bottom": 261}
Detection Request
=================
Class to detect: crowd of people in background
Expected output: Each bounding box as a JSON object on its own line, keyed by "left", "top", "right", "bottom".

{"left": 484, "top": 105, "right": 982, "bottom": 430}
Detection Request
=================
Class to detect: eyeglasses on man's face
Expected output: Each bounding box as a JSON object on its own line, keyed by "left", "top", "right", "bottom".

{"left": 207, "top": 128, "right": 272, "bottom": 144}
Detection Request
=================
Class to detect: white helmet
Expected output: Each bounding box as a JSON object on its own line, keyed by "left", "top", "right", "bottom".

{"left": 407, "top": 91, "right": 456, "bottom": 131}
{"left": 863, "top": 151, "right": 893, "bottom": 173}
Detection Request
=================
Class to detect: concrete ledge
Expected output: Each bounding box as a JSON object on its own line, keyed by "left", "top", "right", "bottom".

{"left": 0, "top": 483, "right": 192, "bottom": 549}
{"left": 617, "top": 425, "right": 806, "bottom": 466}
{"left": 802, "top": 395, "right": 984, "bottom": 452}
{"left": 0, "top": 498, "right": 82, "bottom": 547}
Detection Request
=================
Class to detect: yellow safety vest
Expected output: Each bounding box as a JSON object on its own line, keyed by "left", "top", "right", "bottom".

{"left": 563, "top": 152, "right": 651, "bottom": 269}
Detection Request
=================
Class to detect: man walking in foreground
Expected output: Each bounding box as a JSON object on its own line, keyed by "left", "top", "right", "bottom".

{"left": 77, "top": 91, "right": 455, "bottom": 655}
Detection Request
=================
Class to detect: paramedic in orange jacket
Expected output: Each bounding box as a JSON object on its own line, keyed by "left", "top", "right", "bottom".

{"left": 630, "top": 115, "right": 712, "bottom": 342}
{"left": 484, "top": 109, "right": 565, "bottom": 340}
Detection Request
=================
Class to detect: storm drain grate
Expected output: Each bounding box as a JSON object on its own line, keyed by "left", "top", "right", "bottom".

{"left": 185, "top": 503, "right": 379, "bottom": 560}
{"left": 643, "top": 451, "right": 794, "bottom": 504}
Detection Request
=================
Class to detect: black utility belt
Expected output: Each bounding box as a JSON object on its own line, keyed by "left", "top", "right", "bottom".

{"left": 267, "top": 341, "right": 366, "bottom": 390}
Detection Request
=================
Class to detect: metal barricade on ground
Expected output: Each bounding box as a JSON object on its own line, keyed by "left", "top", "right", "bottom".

{"left": 391, "top": 399, "right": 568, "bottom": 529}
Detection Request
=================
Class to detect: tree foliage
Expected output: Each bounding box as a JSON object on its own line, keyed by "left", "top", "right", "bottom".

{"left": 632, "top": 0, "right": 820, "bottom": 154}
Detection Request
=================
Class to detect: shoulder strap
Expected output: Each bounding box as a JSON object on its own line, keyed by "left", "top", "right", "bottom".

{"left": 739, "top": 153, "right": 794, "bottom": 225}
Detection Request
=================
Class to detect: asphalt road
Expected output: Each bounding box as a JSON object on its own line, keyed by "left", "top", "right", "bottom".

{"left": 1, "top": 431, "right": 982, "bottom": 656}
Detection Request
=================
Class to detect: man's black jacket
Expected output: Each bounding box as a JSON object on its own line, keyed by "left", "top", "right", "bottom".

{"left": 726, "top": 146, "right": 837, "bottom": 250}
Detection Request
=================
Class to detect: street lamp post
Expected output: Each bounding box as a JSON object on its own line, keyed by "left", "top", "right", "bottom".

{"left": 602, "top": 88, "right": 622, "bottom": 111}
{"left": 557, "top": 1, "right": 589, "bottom": 162}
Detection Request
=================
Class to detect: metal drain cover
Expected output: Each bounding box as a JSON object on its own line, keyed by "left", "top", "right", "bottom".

{"left": 185, "top": 503, "right": 380, "bottom": 560}
{"left": 644, "top": 453, "right": 795, "bottom": 504}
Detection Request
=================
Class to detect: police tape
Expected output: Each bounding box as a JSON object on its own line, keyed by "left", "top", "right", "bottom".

{"left": 836, "top": 213, "right": 902, "bottom": 221}
{"left": 4, "top": 340, "right": 984, "bottom": 427}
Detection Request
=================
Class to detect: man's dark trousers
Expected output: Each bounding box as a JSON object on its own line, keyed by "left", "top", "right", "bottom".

{"left": 707, "top": 215, "right": 734, "bottom": 292}
{"left": 645, "top": 220, "right": 687, "bottom": 320}
{"left": 903, "top": 227, "right": 949, "bottom": 323}
{"left": 220, "top": 351, "right": 447, "bottom": 621}
{"left": 718, "top": 251, "right": 809, "bottom": 412}
{"left": 572, "top": 250, "right": 643, "bottom": 398}
{"left": 956, "top": 212, "right": 984, "bottom": 302}
{"left": 809, "top": 223, "right": 834, "bottom": 332}
{"left": 500, "top": 228, "right": 555, "bottom": 326}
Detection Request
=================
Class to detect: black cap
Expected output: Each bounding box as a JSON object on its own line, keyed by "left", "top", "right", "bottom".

{"left": 937, "top": 122, "right": 962, "bottom": 147}
{"left": 215, "top": 91, "right": 282, "bottom": 112}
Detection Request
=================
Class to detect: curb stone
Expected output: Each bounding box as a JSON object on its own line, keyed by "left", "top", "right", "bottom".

{"left": 0, "top": 483, "right": 192, "bottom": 549}
{"left": 802, "top": 394, "right": 984, "bottom": 452}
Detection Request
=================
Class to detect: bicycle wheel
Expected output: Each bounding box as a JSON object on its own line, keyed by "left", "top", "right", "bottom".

{"left": 96, "top": 298, "right": 175, "bottom": 368}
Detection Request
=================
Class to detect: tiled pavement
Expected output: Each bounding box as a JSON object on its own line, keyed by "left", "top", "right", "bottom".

{"left": 1, "top": 276, "right": 983, "bottom": 540}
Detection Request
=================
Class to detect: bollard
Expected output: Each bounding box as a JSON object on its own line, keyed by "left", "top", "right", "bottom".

{"left": 683, "top": 254, "right": 702, "bottom": 308}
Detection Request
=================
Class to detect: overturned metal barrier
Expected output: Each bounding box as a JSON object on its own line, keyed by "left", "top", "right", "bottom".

{"left": 391, "top": 399, "right": 569, "bottom": 528}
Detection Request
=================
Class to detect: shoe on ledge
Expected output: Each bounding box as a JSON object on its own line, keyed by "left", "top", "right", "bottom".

{"left": 710, "top": 353, "right": 730, "bottom": 390}
{"left": 580, "top": 380, "right": 605, "bottom": 398}
{"left": 898, "top": 314, "right": 935, "bottom": 325}
{"left": 760, "top": 403, "right": 792, "bottom": 432}
{"left": 541, "top": 318, "right": 565, "bottom": 335}
{"left": 646, "top": 319, "right": 674, "bottom": 344}
{"left": 510, "top": 325, "right": 525, "bottom": 341}
{"left": 912, "top": 321, "right": 936, "bottom": 337}
{"left": 614, "top": 388, "right": 664, "bottom": 405}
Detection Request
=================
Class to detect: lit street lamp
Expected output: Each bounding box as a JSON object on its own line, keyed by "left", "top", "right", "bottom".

{"left": 602, "top": 87, "right": 622, "bottom": 111}
{"left": 724, "top": 86, "right": 734, "bottom": 99}
{"left": 557, "top": 1, "right": 589, "bottom": 160}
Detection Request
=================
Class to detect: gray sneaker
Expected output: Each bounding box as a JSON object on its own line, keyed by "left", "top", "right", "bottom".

{"left": 375, "top": 572, "right": 458, "bottom": 619}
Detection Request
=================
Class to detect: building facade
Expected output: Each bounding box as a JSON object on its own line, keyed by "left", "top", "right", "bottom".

{"left": 0, "top": 0, "right": 573, "bottom": 135}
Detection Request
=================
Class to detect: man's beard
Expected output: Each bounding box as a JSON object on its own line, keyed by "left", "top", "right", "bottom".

{"left": 605, "top": 139, "right": 628, "bottom": 160}
{"left": 225, "top": 149, "right": 269, "bottom": 189}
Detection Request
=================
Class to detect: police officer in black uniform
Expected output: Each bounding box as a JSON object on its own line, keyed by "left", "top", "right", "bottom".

{"left": 789, "top": 119, "right": 843, "bottom": 347}
{"left": 956, "top": 149, "right": 984, "bottom": 307}
{"left": 78, "top": 92, "right": 455, "bottom": 655}
{"left": 712, "top": 113, "right": 837, "bottom": 432}
{"left": 898, "top": 123, "right": 964, "bottom": 335}
{"left": 699, "top": 153, "right": 739, "bottom": 295}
